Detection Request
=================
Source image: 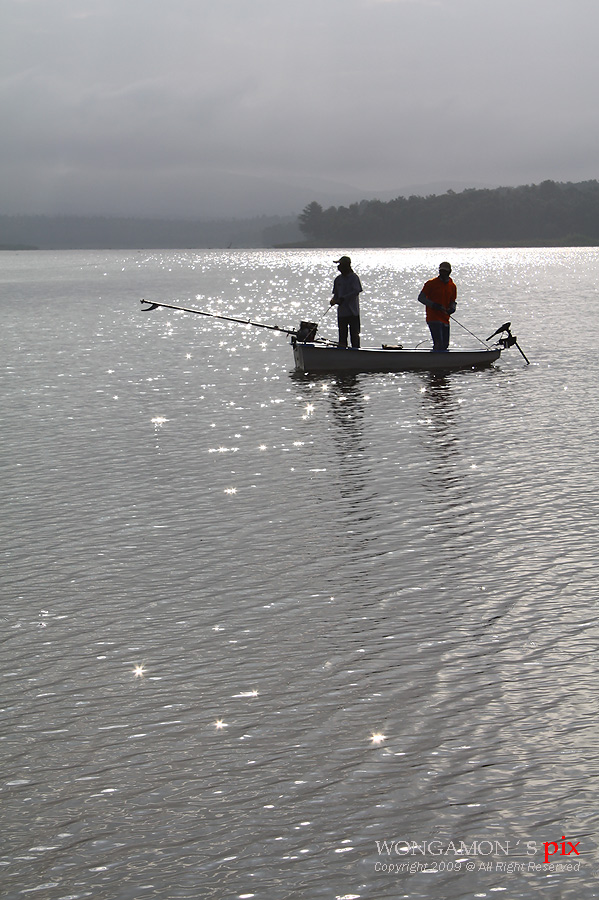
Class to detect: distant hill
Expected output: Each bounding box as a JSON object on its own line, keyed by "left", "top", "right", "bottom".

{"left": 296, "top": 180, "right": 599, "bottom": 247}
{"left": 4, "top": 181, "right": 599, "bottom": 250}
{"left": 0, "top": 214, "right": 302, "bottom": 250}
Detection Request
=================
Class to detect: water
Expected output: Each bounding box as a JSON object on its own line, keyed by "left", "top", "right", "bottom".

{"left": 2, "top": 248, "right": 599, "bottom": 899}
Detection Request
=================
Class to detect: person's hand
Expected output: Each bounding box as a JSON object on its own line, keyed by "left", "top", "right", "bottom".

{"left": 330, "top": 298, "right": 337, "bottom": 306}
{"left": 448, "top": 301, "right": 457, "bottom": 314}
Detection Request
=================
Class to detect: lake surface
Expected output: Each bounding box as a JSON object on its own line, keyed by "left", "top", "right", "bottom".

{"left": 2, "top": 247, "right": 599, "bottom": 899}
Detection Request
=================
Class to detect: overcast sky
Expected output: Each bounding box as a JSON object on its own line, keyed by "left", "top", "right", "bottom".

{"left": 2, "top": 0, "right": 598, "bottom": 219}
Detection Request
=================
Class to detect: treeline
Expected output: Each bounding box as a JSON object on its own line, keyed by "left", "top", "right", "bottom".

{"left": 0, "top": 214, "right": 301, "bottom": 250}
{"left": 297, "top": 180, "right": 599, "bottom": 247}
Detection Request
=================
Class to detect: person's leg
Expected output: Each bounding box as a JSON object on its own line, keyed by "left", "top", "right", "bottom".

{"left": 428, "top": 321, "right": 449, "bottom": 351}
{"left": 338, "top": 317, "right": 349, "bottom": 347}
{"left": 349, "top": 315, "right": 361, "bottom": 348}
{"left": 441, "top": 323, "right": 450, "bottom": 350}
{"left": 428, "top": 321, "right": 442, "bottom": 350}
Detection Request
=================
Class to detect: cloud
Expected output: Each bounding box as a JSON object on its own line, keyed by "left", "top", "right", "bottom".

{"left": 1, "top": 0, "right": 599, "bottom": 217}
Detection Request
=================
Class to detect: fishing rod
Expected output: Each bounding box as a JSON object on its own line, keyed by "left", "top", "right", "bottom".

{"left": 140, "top": 299, "right": 339, "bottom": 345}
{"left": 449, "top": 314, "right": 489, "bottom": 348}
{"left": 450, "top": 313, "right": 529, "bottom": 363}
{"left": 424, "top": 296, "right": 501, "bottom": 348}
{"left": 141, "top": 299, "right": 300, "bottom": 336}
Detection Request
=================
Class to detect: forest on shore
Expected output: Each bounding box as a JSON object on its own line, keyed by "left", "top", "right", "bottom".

{"left": 297, "top": 180, "right": 599, "bottom": 247}
{"left": 3, "top": 180, "right": 599, "bottom": 250}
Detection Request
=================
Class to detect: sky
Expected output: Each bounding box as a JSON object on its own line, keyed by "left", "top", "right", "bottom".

{"left": 2, "top": 0, "right": 599, "bottom": 219}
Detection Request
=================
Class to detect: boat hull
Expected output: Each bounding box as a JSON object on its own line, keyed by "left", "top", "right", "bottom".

{"left": 292, "top": 343, "right": 501, "bottom": 373}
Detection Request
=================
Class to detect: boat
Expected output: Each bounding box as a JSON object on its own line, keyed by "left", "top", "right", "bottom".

{"left": 291, "top": 340, "right": 502, "bottom": 374}
{"left": 140, "top": 301, "right": 529, "bottom": 372}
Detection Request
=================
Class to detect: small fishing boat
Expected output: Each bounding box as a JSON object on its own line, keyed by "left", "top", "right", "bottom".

{"left": 140, "top": 301, "right": 529, "bottom": 373}
{"left": 291, "top": 340, "right": 501, "bottom": 373}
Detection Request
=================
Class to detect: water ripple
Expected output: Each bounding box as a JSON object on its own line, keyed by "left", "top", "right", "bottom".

{"left": 2, "top": 249, "right": 599, "bottom": 899}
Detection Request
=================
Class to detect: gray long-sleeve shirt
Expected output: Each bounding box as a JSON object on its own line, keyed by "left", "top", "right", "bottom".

{"left": 333, "top": 272, "right": 362, "bottom": 317}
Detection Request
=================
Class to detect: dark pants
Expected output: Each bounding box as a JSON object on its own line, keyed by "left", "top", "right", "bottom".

{"left": 338, "top": 315, "right": 361, "bottom": 348}
{"left": 428, "top": 321, "right": 450, "bottom": 352}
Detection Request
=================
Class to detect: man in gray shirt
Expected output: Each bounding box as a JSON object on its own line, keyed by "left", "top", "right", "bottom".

{"left": 330, "top": 255, "right": 363, "bottom": 348}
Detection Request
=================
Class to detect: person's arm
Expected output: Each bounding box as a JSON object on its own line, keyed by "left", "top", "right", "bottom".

{"left": 447, "top": 285, "right": 457, "bottom": 315}
{"left": 418, "top": 290, "right": 444, "bottom": 312}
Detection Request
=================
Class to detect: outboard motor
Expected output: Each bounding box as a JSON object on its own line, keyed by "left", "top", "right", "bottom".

{"left": 295, "top": 321, "right": 318, "bottom": 343}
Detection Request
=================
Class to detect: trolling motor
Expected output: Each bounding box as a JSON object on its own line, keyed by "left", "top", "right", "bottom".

{"left": 487, "top": 322, "right": 530, "bottom": 364}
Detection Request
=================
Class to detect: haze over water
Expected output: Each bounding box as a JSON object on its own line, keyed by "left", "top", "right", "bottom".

{"left": 2, "top": 248, "right": 599, "bottom": 899}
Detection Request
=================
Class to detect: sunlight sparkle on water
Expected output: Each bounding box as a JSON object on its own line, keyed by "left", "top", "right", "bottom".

{"left": 370, "top": 732, "right": 386, "bottom": 745}
{"left": 133, "top": 665, "right": 146, "bottom": 678}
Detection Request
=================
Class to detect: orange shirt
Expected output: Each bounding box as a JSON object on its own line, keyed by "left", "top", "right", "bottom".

{"left": 421, "top": 276, "right": 457, "bottom": 324}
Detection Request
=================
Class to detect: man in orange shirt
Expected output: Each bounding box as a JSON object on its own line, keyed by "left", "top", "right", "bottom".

{"left": 417, "top": 262, "right": 457, "bottom": 351}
